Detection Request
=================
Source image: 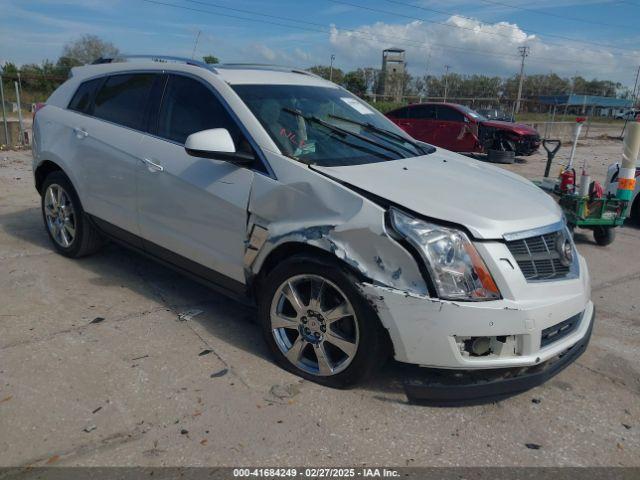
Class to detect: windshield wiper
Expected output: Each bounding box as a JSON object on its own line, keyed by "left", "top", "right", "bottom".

{"left": 327, "top": 113, "right": 432, "bottom": 155}
{"left": 282, "top": 108, "right": 404, "bottom": 159}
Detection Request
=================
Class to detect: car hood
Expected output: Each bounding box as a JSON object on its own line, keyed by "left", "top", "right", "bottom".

{"left": 481, "top": 119, "right": 539, "bottom": 135}
{"left": 313, "top": 149, "right": 561, "bottom": 239}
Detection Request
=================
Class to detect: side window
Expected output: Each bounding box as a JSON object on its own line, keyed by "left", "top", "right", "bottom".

{"left": 409, "top": 105, "right": 436, "bottom": 119}
{"left": 157, "top": 75, "right": 242, "bottom": 146}
{"left": 93, "top": 73, "right": 156, "bottom": 130}
{"left": 436, "top": 106, "right": 465, "bottom": 122}
{"left": 68, "top": 78, "right": 103, "bottom": 114}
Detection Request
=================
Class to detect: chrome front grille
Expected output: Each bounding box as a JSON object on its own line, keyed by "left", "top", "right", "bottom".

{"left": 506, "top": 231, "right": 572, "bottom": 281}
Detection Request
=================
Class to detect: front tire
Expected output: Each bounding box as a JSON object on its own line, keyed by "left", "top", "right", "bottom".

{"left": 487, "top": 148, "right": 515, "bottom": 164}
{"left": 258, "top": 255, "right": 387, "bottom": 388}
{"left": 41, "top": 171, "right": 105, "bottom": 258}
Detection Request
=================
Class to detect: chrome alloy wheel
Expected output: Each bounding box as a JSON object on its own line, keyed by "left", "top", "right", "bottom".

{"left": 44, "top": 184, "right": 76, "bottom": 248}
{"left": 270, "top": 274, "right": 359, "bottom": 377}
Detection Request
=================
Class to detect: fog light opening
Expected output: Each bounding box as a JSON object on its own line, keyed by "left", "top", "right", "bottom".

{"left": 465, "top": 337, "right": 492, "bottom": 356}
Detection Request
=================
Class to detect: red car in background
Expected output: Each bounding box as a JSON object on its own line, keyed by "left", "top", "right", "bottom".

{"left": 386, "top": 102, "right": 541, "bottom": 156}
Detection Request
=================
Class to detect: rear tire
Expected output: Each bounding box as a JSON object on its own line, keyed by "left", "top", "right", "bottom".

{"left": 257, "top": 255, "right": 387, "bottom": 388}
{"left": 593, "top": 226, "right": 615, "bottom": 246}
{"left": 487, "top": 149, "right": 515, "bottom": 164}
{"left": 41, "top": 171, "right": 105, "bottom": 258}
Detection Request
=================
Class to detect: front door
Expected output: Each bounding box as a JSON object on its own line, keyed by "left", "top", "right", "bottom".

{"left": 137, "top": 74, "right": 255, "bottom": 286}
{"left": 434, "top": 105, "right": 477, "bottom": 152}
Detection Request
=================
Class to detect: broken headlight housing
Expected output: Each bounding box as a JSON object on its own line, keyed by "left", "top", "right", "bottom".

{"left": 389, "top": 208, "right": 500, "bottom": 301}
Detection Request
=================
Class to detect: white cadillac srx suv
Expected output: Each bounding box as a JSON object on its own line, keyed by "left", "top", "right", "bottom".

{"left": 32, "top": 56, "right": 593, "bottom": 402}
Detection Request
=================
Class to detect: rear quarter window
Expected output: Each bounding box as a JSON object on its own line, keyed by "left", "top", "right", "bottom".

{"left": 68, "top": 78, "right": 104, "bottom": 115}
{"left": 93, "top": 73, "right": 156, "bottom": 130}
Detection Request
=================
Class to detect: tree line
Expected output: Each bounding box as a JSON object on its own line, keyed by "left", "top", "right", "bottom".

{"left": 308, "top": 65, "right": 631, "bottom": 101}
{"left": 1, "top": 34, "right": 634, "bottom": 108}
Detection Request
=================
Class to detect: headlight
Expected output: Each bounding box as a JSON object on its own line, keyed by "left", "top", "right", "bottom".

{"left": 389, "top": 208, "right": 500, "bottom": 301}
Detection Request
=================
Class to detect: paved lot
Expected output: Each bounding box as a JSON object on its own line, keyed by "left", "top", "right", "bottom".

{"left": 1, "top": 142, "right": 639, "bottom": 467}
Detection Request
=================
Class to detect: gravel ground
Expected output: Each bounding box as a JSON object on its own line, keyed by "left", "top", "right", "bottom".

{"left": 0, "top": 140, "right": 638, "bottom": 468}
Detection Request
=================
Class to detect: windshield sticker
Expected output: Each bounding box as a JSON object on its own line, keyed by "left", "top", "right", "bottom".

{"left": 340, "top": 97, "right": 374, "bottom": 115}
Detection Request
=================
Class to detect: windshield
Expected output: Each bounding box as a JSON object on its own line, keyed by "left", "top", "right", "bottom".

{"left": 458, "top": 105, "right": 488, "bottom": 122}
{"left": 232, "top": 84, "right": 427, "bottom": 166}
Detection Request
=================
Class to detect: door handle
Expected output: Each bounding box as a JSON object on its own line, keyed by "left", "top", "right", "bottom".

{"left": 142, "top": 157, "right": 164, "bottom": 172}
{"left": 73, "top": 127, "right": 88, "bottom": 139}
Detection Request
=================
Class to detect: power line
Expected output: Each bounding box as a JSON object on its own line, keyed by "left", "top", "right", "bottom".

{"left": 381, "top": 0, "right": 640, "bottom": 61}
{"left": 477, "top": 0, "right": 636, "bottom": 30}
{"left": 138, "top": 0, "right": 638, "bottom": 72}
{"left": 383, "top": 0, "right": 635, "bottom": 32}
{"left": 146, "top": 0, "right": 518, "bottom": 61}
{"left": 328, "top": 0, "right": 639, "bottom": 53}
{"left": 176, "top": 0, "right": 636, "bottom": 70}
{"left": 177, "top": 0, "right": 520, "bottom": 60}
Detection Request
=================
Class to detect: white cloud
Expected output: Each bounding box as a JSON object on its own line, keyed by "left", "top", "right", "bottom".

{"left": 253, "top": 44, "right": 278, "bottom": 62}
{"left": 293, "top": 48, "right": 311, "bottom": 62}
{"left": 327, "top": 15, "right": 639, "bottom": 85}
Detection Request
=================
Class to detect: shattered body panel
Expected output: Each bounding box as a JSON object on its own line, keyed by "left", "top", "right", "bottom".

{"left": 244, "top": 150, "right": 428, "bottom": 295}
{"left": 478, "top": 124, "right": 541, "bottom": 156}
{"left": 359, "top": 245, "right": 592, "bottom": 368}
{"left": 239, "top": 148, "right": 591, "bottom": 370}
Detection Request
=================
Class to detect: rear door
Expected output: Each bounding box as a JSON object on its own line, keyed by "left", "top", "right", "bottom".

{"left": 137, "top": 73, "right": 255, "bottom": 287}
{"left": 71, "top": 73, "right": 157, "bottom": 237}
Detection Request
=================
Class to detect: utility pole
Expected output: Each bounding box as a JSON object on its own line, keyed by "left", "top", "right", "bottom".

{"left": 443, "top": 64, "right": 451, "bottom": 102}
{"left": 562, "top": 71, "right": 577, "bottom": 121}
{"left": 191, "top": 30, "right": 201, "bottom": 60}
{"left": 0, "top": 68, "right": 8, "bottom": 147}
{"left": 15, "top": 81, "right": 24, "bottom": 146}
{"left": 631, "top": 64, "right": 640, "bottom": 110}
{"left": 513, "top": 46, "right": 530, "bottom": 118}
{"left": 422, "top": 49, "right": 431, "bottom": 101}
{"left": 620, "top": 64, "right": 640, "bottom": 138}
{"left": 329, "top": 54, "right": 335, "bottom": 82}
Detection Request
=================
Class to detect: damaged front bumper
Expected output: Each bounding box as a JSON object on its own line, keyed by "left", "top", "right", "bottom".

{"left": 361, "top": 282, "right": 593, "bottom": 369}
{"left": 359, "top": 252, "right": 594, "bottom": 401}
{"left": 403, "top": 308, "right": 594, "bottom": 405}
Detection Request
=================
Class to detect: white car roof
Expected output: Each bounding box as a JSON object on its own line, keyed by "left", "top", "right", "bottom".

{"left": 68, "top": 60, "right": 337, "bottom": 88}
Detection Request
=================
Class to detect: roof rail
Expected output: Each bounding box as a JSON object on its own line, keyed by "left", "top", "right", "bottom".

{"left": 92, "top": 54, "right": 217, "bottom": 72}
{"left": 89, "top": 57, "right": 324, "bottom": 79}
{"left": 215, "top": 63, "right": 321, "bottom": 78}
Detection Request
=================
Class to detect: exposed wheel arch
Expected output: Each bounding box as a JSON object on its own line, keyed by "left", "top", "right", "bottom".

{"left": 35, "top": 160, "right": 64, "bottom": 194}
{"left": 253, "top": 242, "right": 369, "bottom": 289}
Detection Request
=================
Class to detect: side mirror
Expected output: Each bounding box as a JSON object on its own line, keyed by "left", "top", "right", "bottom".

{"left": 185, "top": 128, "right": 254, "bottom": 165}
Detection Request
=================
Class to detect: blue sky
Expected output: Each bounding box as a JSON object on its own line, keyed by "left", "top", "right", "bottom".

{"left": 2, "top": 0, "right": 640, "bottom": 86}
